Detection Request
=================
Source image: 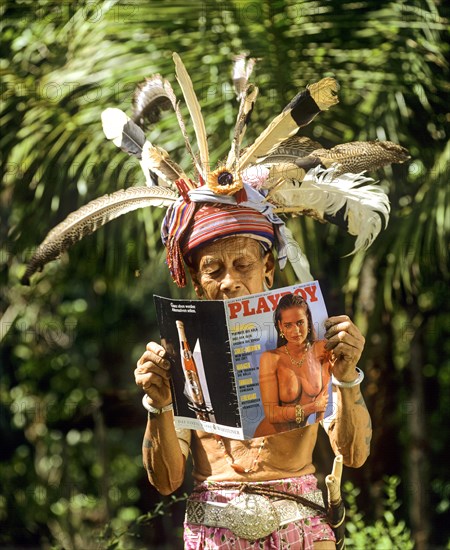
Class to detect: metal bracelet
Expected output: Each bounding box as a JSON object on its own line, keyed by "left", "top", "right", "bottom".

{"left": 142, "top": 394, "right": 173, "bottom": 415}
{"left": 331, "top": 367, "right": 364, "bottom": 388}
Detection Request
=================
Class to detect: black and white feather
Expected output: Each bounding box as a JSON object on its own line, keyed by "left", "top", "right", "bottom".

{"left": 239, "top": 77, "right": 339, "bottom": 169}
{"left": 102, "top": 107, "right": 186, "bottom": 188}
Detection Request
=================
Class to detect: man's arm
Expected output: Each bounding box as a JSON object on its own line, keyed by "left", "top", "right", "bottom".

{"left": 323, "top": 315, "right": 372, "bottom": 468}
{"left": 325, "top": 385, "right": 372, "bottom": 467}
{"left": 142, "top": 411, "right": 187, "bottom": 495}
{"left": 135, "top": 342, "right": 187, "bottom": 495}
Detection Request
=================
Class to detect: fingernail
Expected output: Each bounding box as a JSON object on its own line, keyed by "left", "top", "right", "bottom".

{"left": 158, "top": 349, "right": 165, "bottom": 357}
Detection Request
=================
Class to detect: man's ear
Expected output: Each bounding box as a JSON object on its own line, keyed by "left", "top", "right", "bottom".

{"left": 263, "top": 251, "right": 275, "bottom": 289}
{"left": 187, "top": 266, "right": 204, "bottom": 297}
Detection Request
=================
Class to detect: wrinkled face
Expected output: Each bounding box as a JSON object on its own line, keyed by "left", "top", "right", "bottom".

{"left": 278, "top": 307, "right": 309, "bottom": 345}
{"left": 189, "top": 236, "right": 275, "bottom": 300}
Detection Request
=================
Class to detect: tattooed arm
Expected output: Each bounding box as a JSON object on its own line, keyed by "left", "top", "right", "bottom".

{"left": 323, "top": 316, "right": 372, "bottom": 467}
{"left": 141, "top": 412, "right": 188, "bottom": 495}
{"left": 326, "top": 385, "right": 372, "bottom": 467}
{"left": 135, "top": 342, "right": 187, "bottom": 495}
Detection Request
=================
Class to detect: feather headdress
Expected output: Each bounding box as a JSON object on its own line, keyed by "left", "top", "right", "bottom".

{"left": 21, "top": 53, "right": 409, "bottom": 285}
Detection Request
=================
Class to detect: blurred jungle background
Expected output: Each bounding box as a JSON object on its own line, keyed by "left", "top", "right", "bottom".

{"left": 1, "top": 0, "right": 448, "bottom": 548}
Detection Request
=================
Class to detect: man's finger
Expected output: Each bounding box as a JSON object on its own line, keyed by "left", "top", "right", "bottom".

{"left": 325, "top": 330, "right": 361, "bottom": 351}
{"left": 329, "top": 342, "right": 361, "bottom": 363}
{"left": 138, "top": 350, "right": 171, "bottom": 371}
{"left": 324, "top": 320, "right": 362, "bottom": 342}
{"left": 146, "top": 341, "right": 167, "bottom": 357}
{"left": 136, "top": 372, "right": 163, "bottom": 390}
{"left": 136, "top": 361, "right": 171, "bottom": 379}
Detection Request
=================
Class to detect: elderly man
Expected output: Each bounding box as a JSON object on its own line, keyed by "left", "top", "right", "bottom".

{"left": 134, "top": 203, "right": 371, "bottom": 550}
{"left": 19, "top": 51, "right": 405, "bottom": 549}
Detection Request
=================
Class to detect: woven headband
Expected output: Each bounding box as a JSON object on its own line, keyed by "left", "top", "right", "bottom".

{"left": 161, "top": 202, "right": 277, "bottom": 287}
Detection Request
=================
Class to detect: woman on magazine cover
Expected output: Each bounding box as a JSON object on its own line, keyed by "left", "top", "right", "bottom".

{"left": 254, "top": 293, "right": 334, "bottom": 437}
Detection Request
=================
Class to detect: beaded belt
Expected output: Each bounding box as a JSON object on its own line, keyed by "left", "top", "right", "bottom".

{"left": 185, "top": 489, "right": 325, "bottom": 541}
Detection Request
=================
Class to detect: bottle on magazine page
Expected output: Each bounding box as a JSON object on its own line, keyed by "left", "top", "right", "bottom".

{"left": 176, "top": 320, "right": 210, "bottom": 421}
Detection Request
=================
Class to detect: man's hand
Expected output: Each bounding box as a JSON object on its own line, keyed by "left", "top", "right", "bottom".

{"left": 324, "top": 315, "right": 365, "bottom": 382}
{"left": 135, "top": 342, "right": 173, "bottom": 408}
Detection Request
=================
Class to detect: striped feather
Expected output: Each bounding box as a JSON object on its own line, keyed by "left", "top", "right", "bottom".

{"left": 131, "top": 74, "right": 173, "bottom": 128}
{"left": 309, "top": 140, "right": 410, "bottom": 175}
{"left": 261, "top": 136, "right": 323, "bottom": 163}
{"left": 131, "top": 75, "right": 200, "bottom": 183}
{"left": 239, "top": 78, "right": 339, "bottom": 170}
{"left": 21, "top": 186, "right": 178, "bottom": 284}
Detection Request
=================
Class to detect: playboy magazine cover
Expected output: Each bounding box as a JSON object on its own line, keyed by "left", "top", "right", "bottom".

{"left": 154, "top": 281, "right": 333, "bottom": 439}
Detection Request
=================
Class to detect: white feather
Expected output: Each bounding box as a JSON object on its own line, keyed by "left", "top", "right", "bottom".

{"left": 173, "top": 52, "right": 210, "bottom": 179}
{"left": 232, "top": 55, "right": 256, "bottom": 98}
{"left": 226, "top": 85, "right": 259, "bottom": 170}
{"left": 272, "top": 166, "right": 390, "bottom": 253}
{"left": 283, "top": 226, "right": 314, "bottom": 283}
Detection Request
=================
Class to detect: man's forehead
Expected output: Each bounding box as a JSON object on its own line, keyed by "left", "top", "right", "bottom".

{"left": 196, "top": 236, "right": 263, "bottom": 261}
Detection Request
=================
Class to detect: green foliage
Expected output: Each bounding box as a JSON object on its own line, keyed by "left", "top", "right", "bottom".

{"left": 345, "top": 477, "right": 414, "bottom": 549}
{"left": 1, "top": 0, "right": 448, "bottom": 548}
{"left": 99, "top": 494, "right": 188, "bottom": 550}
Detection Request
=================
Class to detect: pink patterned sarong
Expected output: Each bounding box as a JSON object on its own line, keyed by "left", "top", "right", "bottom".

{"left": 184, "top": 475, "right": 335, "bottom": 549}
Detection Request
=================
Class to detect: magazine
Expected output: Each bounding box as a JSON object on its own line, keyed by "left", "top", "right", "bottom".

{"left": 154, "top": 281, "right": 333, "bottom": 440}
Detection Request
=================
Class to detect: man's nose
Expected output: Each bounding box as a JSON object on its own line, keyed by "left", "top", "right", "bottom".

{"left": 219, "top": 269, "right": 241, "bottom": 293}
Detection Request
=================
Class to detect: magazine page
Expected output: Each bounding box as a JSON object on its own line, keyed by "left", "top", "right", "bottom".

{"left": 153, "top": 296, "right": 245, "bottom": 439}
{"left": 225, "top": 280, "right": 333, "bottom": 439}
{"left": 154, "top": 280, "right": 333, "bottom": 440}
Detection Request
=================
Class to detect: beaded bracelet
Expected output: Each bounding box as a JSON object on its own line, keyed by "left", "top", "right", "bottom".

{"left": 142, "top": 394, "right": 174, "bottom": 415}
{"left": 331, "top": 367, "right": 365, "bottom": 388}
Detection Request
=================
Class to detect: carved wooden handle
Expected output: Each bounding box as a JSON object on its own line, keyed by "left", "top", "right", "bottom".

{"left": 325, "top": 454, "right": 343, "bottom": 505}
